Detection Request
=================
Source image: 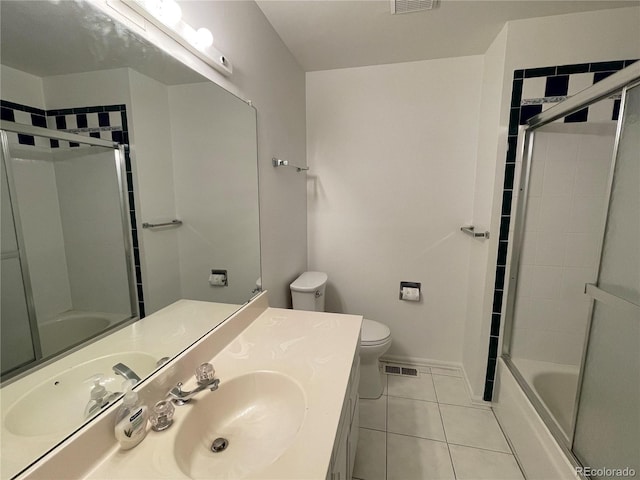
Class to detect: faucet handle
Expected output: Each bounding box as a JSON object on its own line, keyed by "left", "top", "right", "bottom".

{"left": 195, "top": 363, "right": 215, "bottom": 384}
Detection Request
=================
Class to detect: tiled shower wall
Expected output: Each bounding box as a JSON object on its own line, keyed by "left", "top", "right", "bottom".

{"left": 0, "top": 100, "right": 144, "bottom": 317}
{"left": 511, "top": 128, "right": 614, "bottom": 366}
{"left": 483, "top": 59, "right": 638, "bottom": 400}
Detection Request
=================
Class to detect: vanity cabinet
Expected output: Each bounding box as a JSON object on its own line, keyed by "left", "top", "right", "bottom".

{"left": 328, "top": 345, "right": 360, "bottom": 480}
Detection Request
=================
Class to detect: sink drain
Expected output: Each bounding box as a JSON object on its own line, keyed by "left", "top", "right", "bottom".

{"left": 211, "top": 437, "right": 229, "bottom": 453}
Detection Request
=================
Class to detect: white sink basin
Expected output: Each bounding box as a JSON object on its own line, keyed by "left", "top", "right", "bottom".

{"left": 173, "top": 371, "right": 306, "bottom": 479}
{"left": 4, "top": 352, "right": 157, "bottom": 437}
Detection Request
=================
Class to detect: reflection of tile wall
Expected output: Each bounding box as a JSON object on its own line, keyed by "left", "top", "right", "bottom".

{"left": 1, "top": 100, "right": 127, "bottom": 148}
{"left": 484, "top": 59, "right": 638, "bottom": 401}
{"left": 0, "top": 99, "right": 144, "bottom": 318}
{"left": 510, "top": 131, "right": 613, "bottom": 365}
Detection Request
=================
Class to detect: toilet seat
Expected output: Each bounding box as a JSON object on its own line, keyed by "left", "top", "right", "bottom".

{"left": 361, "top": 319, "right": 391, "bottom": 346}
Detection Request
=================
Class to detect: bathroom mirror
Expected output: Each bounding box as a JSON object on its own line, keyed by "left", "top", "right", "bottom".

{"left": 0, "top": 1, "right": 260, "bottom": 477}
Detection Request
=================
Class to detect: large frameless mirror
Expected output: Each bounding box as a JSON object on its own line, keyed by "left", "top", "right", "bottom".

{"left": 0, "top": 1, "right": 260, "bottom": 477}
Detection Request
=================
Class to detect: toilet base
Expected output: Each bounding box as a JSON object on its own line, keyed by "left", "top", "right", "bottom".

{"left": 359, "top": 361, "right": 385, "bottom": 399}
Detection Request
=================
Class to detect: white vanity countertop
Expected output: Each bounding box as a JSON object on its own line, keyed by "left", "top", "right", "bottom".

{"left": 1, "top": 300, "right": 240, "bottom": 480}
{"left": 84, "top": 307, "right": 363, "bottom": 480}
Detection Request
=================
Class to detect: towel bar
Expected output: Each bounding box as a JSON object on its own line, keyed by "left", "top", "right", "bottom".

{"left": 142, "top": 219, "right": 183, "bottom": 229}
{"left": 461, "top": 226, "right": 490, "bottom": 239}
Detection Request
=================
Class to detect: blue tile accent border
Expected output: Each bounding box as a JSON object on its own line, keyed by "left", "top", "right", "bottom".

{"left": 482, "top": 59, "right": 636, "bottom": 402}
{"left": 0, "top": 99, "right": 145, "bottom": 319}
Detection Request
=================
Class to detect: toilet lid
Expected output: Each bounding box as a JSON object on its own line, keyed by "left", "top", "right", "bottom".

{"left": 361, "top": 319, "right": 391, "bottom": 346}
{"left": 290, "top": 271, "right": 328, "bottom": 292}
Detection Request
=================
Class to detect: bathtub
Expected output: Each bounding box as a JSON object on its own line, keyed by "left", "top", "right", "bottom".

{"left": 493, "top": 358, "right": 582, "bottom": 480}
{"left": 512, "top": 358, "right": 579, "bottom": 436}
{"left": 38, "top": 311, "right": 131, "bottom": 358}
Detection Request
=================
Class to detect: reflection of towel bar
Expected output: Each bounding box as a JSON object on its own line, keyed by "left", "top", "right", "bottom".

{"left": 461, "top": 226, "right": 490, "bottom": 239}
{"left": 142, "top": 219, "right": 183, "bottom": 229}
{"left": 272, "top": 157, "right": 309, "bottom": 172}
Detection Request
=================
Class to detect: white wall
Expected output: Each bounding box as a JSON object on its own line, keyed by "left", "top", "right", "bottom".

{"left": 0, "top": 64, "right": 45, "bottom": 108}
{"left": 462, "top": 25, "right": 508, "bottom": 399}
{"left": 168, "top": 82, "right": 260, "bottom": 305}
{"left": 307, "top": 56, "right": 483, "bottom": 363}
{"left": 463, "top": 6, "right": 640, "bottom": 398}
{"left": 42, "top": 68, "right": 131, "bottom": 110}
{"left": 177, "top": 1, "right": 307, "bottom": 308}
{"left": 127, "top": 69, "right": 182, "bottom": 314}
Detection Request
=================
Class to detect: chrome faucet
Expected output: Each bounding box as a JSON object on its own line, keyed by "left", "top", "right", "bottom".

{"left": 168, "top": 363, "right": 219, "bottom": 405}
{"left": 112, "top": 362, "right": 142, "bottom": 383}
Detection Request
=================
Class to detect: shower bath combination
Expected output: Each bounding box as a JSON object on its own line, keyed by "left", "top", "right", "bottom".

{"left": 0, "top": 124, "right": 137, "bottom": 380}
{"left": 499, "top": 63, "right": 640, "bottom": 476}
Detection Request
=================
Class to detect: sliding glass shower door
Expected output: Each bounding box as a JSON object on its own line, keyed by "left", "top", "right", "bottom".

{"left": 503, "top": 66, "right": 639, "bottom": 478}
{"left": 0, "top": 126, "right": 137, "bottom": 380}
{"left": 572, "top": 83, "right": 640, "bottom": 477}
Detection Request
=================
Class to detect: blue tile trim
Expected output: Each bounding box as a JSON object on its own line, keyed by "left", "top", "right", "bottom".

{"left": 0, "top": 99, "right": 46, "bottom": 116}
{"left": 482, "top": 58, "right": 637, "bottom": 402}
{"left": 0, "top": 99, "right": 145, "bottom": 319}
{"left": 524, "top": 66, "right": 556, "bottom": 78}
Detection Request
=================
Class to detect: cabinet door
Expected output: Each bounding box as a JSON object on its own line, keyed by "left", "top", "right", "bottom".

{"left": 348, "top": 397, "right": 360, "bottom": 479}
{"left": 332, "top": 419, "right": 349, "bottom": 480}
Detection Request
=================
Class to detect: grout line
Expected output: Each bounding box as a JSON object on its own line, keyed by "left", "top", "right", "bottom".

{"left": 490, "top": 408, "right": 528, "bottom": 478}
{"left": 430, "top": 372, "right": 463, "bottom": 378}
{"left": 360, "top": 426, "right": 388, "bottom": 434}
{"left": 446, "top": 441, "right": 516, "bottom": 456}
{"left": 386, "top": 394, "right": 439, "bottom": 404}
{"left": 432, "top": 373, "right": 457, "bottom": 479}
{"left": 386, "top": 430, "right": 448, "bottom": 444}
{"left": 384, "top": 374, "right": 388, "bottom": 480}
{"left": 437, "top": 400, "right": 492, "bottom": 411}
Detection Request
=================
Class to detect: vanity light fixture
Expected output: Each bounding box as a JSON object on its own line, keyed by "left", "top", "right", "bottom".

{"left": 125, "top": 0, "right": 232, "bottom": 76}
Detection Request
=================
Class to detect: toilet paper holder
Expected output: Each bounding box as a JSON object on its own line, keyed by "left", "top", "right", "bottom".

{"left": 399, "top": 281, "right": 421, "bottom": 301}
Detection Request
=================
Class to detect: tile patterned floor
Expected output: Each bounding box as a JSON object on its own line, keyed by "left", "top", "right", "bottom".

{"left": 353, "top": 366, "right": 525, "bottom": 480}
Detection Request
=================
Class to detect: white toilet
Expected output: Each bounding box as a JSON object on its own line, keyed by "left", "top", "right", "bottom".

{"left": 358, "top": 319, "right": 392, "bottom": 399}
{"left": 290, "top": 271, "right": 328, "bottom": 311}
{"left": 290, "top": 271, "right": 392, "bottom": 400}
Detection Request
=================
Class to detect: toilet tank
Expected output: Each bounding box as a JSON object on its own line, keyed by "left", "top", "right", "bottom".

{"left": 290, "top": 271, "right": 328, "bottom": 311}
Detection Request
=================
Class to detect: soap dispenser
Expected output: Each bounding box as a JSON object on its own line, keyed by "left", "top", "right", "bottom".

{"left": 114, "top": 380, "right": 149, "bottom": 450}
{"left": 84, "top": 375, "right": 112, "bottom": 419}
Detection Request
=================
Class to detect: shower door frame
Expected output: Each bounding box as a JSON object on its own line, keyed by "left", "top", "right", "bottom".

{"left": 500, "top": 63, "right": 640, "bottom": 472}
{"left": 0, "top": 121, "right": 139, "bottom": 380}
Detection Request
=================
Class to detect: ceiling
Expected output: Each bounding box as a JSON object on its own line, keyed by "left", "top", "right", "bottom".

{"left": 256, "top": 0, "right": 639, "bottom": 71}
{"left": 0, "top": 1, "right": 206, "bottom": 85}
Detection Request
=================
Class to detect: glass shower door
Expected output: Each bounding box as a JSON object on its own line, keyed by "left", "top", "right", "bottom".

{"left": 0, "top": 127, "right": 137, "bottom": 379}
{"left": 572, "top": 83, "right": 640, "bottom": 477}
{"left": 1, "top": 149, "right": 39, "bottom": 374}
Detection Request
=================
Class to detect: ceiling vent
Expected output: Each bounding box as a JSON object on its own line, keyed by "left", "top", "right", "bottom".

{"left": 390, "top": 0, "right": 439, "bottom": 14}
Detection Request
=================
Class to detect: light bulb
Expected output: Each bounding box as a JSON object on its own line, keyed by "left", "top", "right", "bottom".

{"left": 159, "top": 0, "right": 181, "bottom": 26}
{"left": 143, "top": 0, "right": 162, "bottom": 18}
{"left": 194, "top": 27, "right": 213, "bottom": 50}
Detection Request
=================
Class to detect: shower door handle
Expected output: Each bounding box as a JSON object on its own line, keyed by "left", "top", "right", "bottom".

{"left": 584, "top": 283, "right": 640, "bottom": 318}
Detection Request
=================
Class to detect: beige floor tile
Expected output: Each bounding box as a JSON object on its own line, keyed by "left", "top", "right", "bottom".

{"left": 359, "top": 396, "right": 387, "bottom": 431}
{"left": 450, "top": 444, "right": 524, "bottom": 480}
{"left": 433, "top": 374, "right": 480, "bottom": 408}
{"left": 353, "top": 428, "right": 386, "bottom": 480}
{"left": 387, "top": 432, "right": 454, "bottom": 480}
{"left": 387, "top": 396, "right": 445, "bottom": 441}
{"left": 387, "top": 373, "right": 437, "bottom": 402}
{"left": 440, "top": 404, "right": 511, "bottom": 453}
{"left": 430, "top": 366, "right": 462, "bottom": 377}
